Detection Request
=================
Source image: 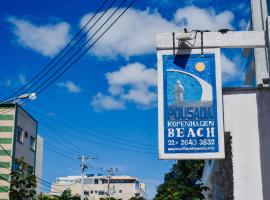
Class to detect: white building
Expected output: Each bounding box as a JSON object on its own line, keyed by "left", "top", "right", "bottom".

{"left": 50, "top": 175, "right": 147, "bottom": 200}
{"left": 35, "top": 135, "right": 44, "bottom": 196}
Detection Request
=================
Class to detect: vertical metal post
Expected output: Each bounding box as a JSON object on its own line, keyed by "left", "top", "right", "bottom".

{"left": 250, "top": 0, "right": 269, "bottom": 85}
{"left": 106, "top": 168, "right": 112, "bottom": 197}
{"left": 81, "top": 155, "right": 85, "bottom": 200}
{"left": 78, "top": 155, "right": 98, "bottom": 200}
{"left": 267, "top": 16, "right": 270, "bottom": 84}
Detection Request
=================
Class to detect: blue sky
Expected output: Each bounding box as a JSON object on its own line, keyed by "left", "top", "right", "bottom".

{"left": 0, "top": 0, "right": 251, "bottom": 198}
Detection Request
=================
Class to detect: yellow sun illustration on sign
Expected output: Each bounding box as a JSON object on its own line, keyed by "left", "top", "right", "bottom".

{"left": 195, "top": 62, "right": 205, "bottom": 72}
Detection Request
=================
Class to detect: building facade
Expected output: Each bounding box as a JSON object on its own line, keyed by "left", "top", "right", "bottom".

{"left": 0, "top": 103, "right": 38, "bottom": 200}
{"left": 202, "top": 88, "right": 270, "bottom": 200}
{"left": 35, "top": 135, "right": 44, "bottom": 196}
{"left": 50, "top": 175, "right": 147, "bottom": 200}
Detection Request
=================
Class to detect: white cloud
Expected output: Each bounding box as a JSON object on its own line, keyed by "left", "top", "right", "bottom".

{"left": 57, "top": 80, "right": 81, "bottom": 93}
{"left": 80, "top": 8, "right": 178, "bottom": 58}
{"left": 121, "top": 85, "right": 157, "bottom": 106}
{"left": 174, "top": 6, "right": 234, "bottom": 30}
{"left": 221, "top": 54, "right": 244, "bottom": 83}
{"left": 91, "top": 93, "right": 125, "bottom": 112}
{"left": 1, "top": 74, "right": 28, "bottom": 88}
{"left": 106, "top": 63, "right": 156, "bottom": 87}
{"left": 80, "top": 7, "right": 234, "bottom": 58}
{"left": 91, "top": 63, "right": 157, "bottom": 111}
{"left": 5, "top": 80, "right": 11, "bottom": 87}
{"left": 239, "top": 19, "right": 248, "bottom": 30}
{"left": 18, "top": 74, "right": 27, "bottom": 85}
{"left": 8, "top": 17, "right": 71, "bottom": 57}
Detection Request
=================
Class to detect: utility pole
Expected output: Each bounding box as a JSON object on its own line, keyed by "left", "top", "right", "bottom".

{"left": 105, "top": 168, "right": 117, "bottom": 197}
{"left": 78, "top": 155, "right": 98, "bottom": 200}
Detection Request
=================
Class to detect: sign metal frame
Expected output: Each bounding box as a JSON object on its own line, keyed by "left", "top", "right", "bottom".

{"left": 157, "top": 48, "right": 225, "bottom": 160}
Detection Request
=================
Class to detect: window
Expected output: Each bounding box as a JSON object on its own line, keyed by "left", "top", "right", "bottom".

{"left": 85, "top": 179, "right": 94, "bottom": 184}
{"left": 84, "top": 191, "right": 89, "bottom": 195}
{"left": 30, "top": 136, "right": 36, "bottom": 151}
{"left": 119, "top": 190, "right": 122, "bottom": 193}
{"left": 25, "top": 131, "right": 28, "bottom": 138}
{"left": 16, "top": 127, "right": 24, "bottom": 143}
{"left": 98, "top": 191, "right": 105, "bottom": 195}
{"left": 110, "top": 179, "right": 135, "bottom": 184}
{"left": 90, "top": 191, "right": 93, "bottom": 194}
{"left": 94, "top": 179, "right": 99, "bottom": 184}
{"left": 101, "top": 179, "right": 108, "bottom": 184}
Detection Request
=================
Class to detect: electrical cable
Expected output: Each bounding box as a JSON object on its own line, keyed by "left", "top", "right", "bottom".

{"left": 31, "top": 107, "right": 156, "bottom": 151}
{"left": 41, "top": 123, "right": 157, "bottom": 154}
{"left": 1, "top": 0, "right": 117, "bottom": 105}
{"left": 42, "top": 126, "right": 157, "bottom": 155}
{"left": 0, "top": 0, "right": 111, "bottom": 103}
{"left": 33, "top": 102, "right": 157, "bottom": 148}
{"left": 0, "top": 143, "right": 58, "bottom": 191}
{"left": 34, "top": 0, "right": 131, "bottom": 96}
{"left": 40, "top": 126, "right": 97, "bottom": 156}
{"left": 0, "top": 0, "right": 136, "bottom": 115}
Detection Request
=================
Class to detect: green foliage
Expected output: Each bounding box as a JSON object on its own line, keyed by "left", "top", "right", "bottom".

{"left": 9, "top": 157, "right": 37, "bottom": 200}
{"left": 59, "top": 189, "right": 81, "bottom": 200}
{"left": 154, "top": 160, "right": 208, "bottom": 200}
{"left": 129, "top": 196, "right": 145, "bottom": 200}
{"left": 38, "top": 194, "right": 59, "bottom": 200}
{"left": 100, "top": 197, "right": 120, "bottom": 200}
{"left": 38, "top": 189, "right": 80, "bottom": 200}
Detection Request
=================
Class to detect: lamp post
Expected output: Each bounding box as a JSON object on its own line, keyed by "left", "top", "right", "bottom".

{"left": 0, "top": 93, "right": 37, "bottom": 104}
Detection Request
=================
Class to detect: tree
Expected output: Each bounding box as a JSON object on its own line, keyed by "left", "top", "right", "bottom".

{"left": 129, "top": 193, "right": 145, "bottom": 200}
{"left": 9, "top": 157, "right": 37, "bottom": 200}
{"left": 129, "top": 196, "right": 145, "bottom": 200}
{"left": 59, "top": 189, "right": 81, "bottom": 200}
{"left": 38, "top": 194, "right": 59, "bottom": 200}
{"left": 154, "top": 160, "right": 208, "bottom": 200}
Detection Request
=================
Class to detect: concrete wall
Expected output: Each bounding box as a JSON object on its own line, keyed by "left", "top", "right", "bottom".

{"left": 35, "top": 135, "right": 43, "bottom": 195}
{"left": 0, "top": 105, "right": 16, "bottom": 200}
{"left": 223, "top": 88, "right": 263, "bottom": 200}
{"left": 257, "top": 89, "right": 270, "bottom": 200}
{"left": 202, "top": 88, "right": 270, "bottom": 200}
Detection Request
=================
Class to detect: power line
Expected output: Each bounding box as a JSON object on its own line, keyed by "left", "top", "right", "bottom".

{"left": 30, "top": 106, "right": 156, "bottom": 151}
{"left": 0, "top": 0, "right": 136, "bottom": 115}
{"left": 0, "top": 143, "right": 63, "bottom": 190}
{"left": 40, "top": 126, "right": 98, "bottom": 156}
{"left": 36, "top": 113, "right": 157, "bottom": 154}
{"left": 33, "top": 102, "right": 157, "bottom": 148}
{"left": 34, "top": 0, "right": 132, "bottom": 96}
{"left": 43, "top": 126, "right": 156, "bottom": 155}
{"left": 2, "top": 0, "right": 118, "bottom": 105}
{"left": 39, "top": 122, "right": 157, "bottom": 156}
{"left": 41, "top": 122, "right": 156, "bottom": 154}
{"left": 0, "top": 0, "right": 111, "bottom": 103}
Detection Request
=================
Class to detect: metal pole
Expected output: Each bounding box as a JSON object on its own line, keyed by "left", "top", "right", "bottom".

{"left": 78, "top": 155, "right": 98, "bottom": 200}
{"left": 107, "top": 168, "right": 112, "bottom": 197}
{"left": 81, "top": 155, "right": 85, "bottom": 200}
{"left": 250, "top": 0, "right": 269, "bottom": 85}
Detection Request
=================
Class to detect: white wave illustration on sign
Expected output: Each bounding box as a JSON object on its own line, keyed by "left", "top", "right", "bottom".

{"left": 167, "top": 69, "right": 213, "bottom": 101}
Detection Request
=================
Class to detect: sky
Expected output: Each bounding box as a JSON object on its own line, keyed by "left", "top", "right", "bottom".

{"left": 0, "top": 0, "right": 251, "bottom": 199}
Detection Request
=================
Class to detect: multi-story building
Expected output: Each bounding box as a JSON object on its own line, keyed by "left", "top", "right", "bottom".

{"left": 0, "top": 103, "right": 39, "bottom": 200}
{"left": 50, "top": 175, "right": 147, "bottom": 200}
{"left": 35, "top": 135, "right": 44, "bottom": 196}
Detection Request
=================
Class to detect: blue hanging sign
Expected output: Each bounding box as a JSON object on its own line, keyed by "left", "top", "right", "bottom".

{"left": 158, "top": 49, "right": 224, "bottom": 159}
